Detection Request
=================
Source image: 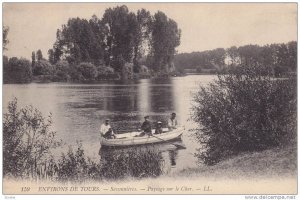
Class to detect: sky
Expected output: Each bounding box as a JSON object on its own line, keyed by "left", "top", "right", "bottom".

{"left": 3, "top": 3, "right": 297, "bottom": 59}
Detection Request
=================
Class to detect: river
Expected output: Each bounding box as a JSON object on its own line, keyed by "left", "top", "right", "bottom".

{"left": 3, "top": 75, "right": 216, "bottom": 177}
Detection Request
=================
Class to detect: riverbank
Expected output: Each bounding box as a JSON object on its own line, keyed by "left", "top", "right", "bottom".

{"left": 3, "top": 144, "right": 297, "bottom": 195}
{"left": 176, "top": 143, "right": 297, "bottom": 180}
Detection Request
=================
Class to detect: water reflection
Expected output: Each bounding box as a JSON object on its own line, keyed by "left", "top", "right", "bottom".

{"left": 3, "top": 75, "right": 213, "bottom": 176}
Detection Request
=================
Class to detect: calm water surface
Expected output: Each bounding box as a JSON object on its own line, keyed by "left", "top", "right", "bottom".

{"left": 3, "top": 75, "right": 216, "bottom": 176}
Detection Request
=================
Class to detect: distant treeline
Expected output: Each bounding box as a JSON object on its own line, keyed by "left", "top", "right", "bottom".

{"left": 174, "top": 41, "right": 297, "bottom": 76}
{"left": 3, "top": 5, "right": 181, "bottom": 84}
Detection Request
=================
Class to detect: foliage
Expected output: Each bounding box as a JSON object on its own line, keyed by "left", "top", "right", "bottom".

{"left": 99, "top": 148, "right": 165, "bottom": 180}
{"left": 174, "top": 48, "right": 226, "bottom": 72}
{"left": 55, "top": 143, "right": 91, "bottom": 182}
{"left": 31, "top": 51, "right": 36, "bottom": 68}
{"left": 3, "top": 99, "right": 60, "bottom": 178}
{"left": 76, "top": 62, "right": 98, "bottom": 81}
{"left": 175, "top": 41, "right": 297, "bottom": 76}
{"left": 49, "top": 5, "right": 180, "bottom": 78}
{"left": 96, "top": 65, "right": 118, "bottom": 80}
{"left": 3, "top": 26, "right": 9, "bottom": 51}
{"left": 192, "top": 64, "right": 296, "bottom": 165}
{"left": 4, "top": 57, "right": 32, "bottom": 83}
{"left": 36, "top": 49, "right": 43, "bottom": 61}
{"left": 31, "top": 144, "right": 165, "bottom": 182}
{"left": 150, "top": 11, "right": 181, "bottom": 72}
{"left": 33, "top": 59, "right": 55, "bottom": 76}
{"left": 54, "top": 60, "right": 71, "bottom": 81}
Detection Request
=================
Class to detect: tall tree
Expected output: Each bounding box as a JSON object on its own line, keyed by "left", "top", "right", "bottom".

{"left": 3, "top": 26, "right": 9, "bottom": 51}
{"left": 36, "top": 49, "right": 43, "bottom": 61}
{"left": 52, "top": 18, "right": 104, "bottom": 65}
{"left": 102, "top": 5, "right": 138, "bottom": 71}
{"left": 150, "top": 11, "right": 181, "bottom": 72}
{"left": 132, "top": 9, "right": 152, "bottom": 72}
{"left": 48, "top": 49, "right": 55, "bottom": 65}
{"left": 31, "top": 51, "right": 36, "bottom": 68}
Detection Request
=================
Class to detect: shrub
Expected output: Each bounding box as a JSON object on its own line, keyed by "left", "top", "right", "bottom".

{"left": 99, "top": 148, "right": 165, "bottom": 180}
{"left": 96, "top": 65, "right": 118, "bottom": 80}
{"left": 77, "top": 62, "right": 98, "bottom": 81}
{"left": 34, "top": 59, "right": 55, "bottom": 76}
{"left": 54, "top": 60, "right": 71, "bottom": 81}
{"left": 192, "top": 64, "right": 296, "bottom": 165}
{"left": 4, "top": 57, "right": 32, "bottom": 83}
{"left": 3, "top": 99, "right": 60, "bottom": 178}
{"left": 55, "top": 143, "right": 92, "bottom": 182}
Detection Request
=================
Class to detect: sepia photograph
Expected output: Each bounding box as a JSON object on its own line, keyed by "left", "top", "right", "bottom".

{"left": 2, "top": 2, "right": 297, "bottom": 196}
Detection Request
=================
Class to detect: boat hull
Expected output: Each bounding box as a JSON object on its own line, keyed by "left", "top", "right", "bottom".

{"left": 100, "top": 127, "right": 184, "bottom": 148}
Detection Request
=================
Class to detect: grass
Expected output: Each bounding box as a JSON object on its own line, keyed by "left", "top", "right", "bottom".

{"left": 177, "top": 143, "right": 297, "bottom": 180}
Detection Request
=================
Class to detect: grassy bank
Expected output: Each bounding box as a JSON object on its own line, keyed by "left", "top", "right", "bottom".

{"left": 177, "top": 143, "right": 297, "bottom": 180}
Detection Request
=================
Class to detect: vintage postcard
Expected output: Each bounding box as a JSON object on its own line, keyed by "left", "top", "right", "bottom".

{"left": 2, "top": 2, "right": 297, "bottom": 196}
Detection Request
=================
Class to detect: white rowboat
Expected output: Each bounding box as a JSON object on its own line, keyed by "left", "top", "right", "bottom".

{"left": 100, "top": 126, "right": 184, "bottom": 148}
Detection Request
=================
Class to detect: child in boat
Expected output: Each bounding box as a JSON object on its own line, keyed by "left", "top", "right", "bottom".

{"left": 155, "top": 121, "right": 163, "bottom": 134}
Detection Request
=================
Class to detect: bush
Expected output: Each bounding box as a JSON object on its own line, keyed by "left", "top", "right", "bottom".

{"left": 192, "top": 64, "right": 296, "bottom": 165}
{"left": 54, "top": 60, "right": 71, "bottom": 81}
{"left": 50, "top": 144, "right": 164, "bottom": 182}
{"left": 3, "top": 99, "right": 60, "bottom": 178}
{"left": 4, "top": 57, "right": 32, "bottom": 83}
{"left": 77, "top": 62, "right": 98, "bottom": 81}
{"left": 56, "top": 143, "right": 93, "bottom": 182}
{"left": 96, "top": 65, "right": 118, "bottom": 80}
{"left": 34, "top": 59, "right": 55, "bottom": 76}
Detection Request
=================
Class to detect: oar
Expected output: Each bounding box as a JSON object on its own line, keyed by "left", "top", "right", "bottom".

{"left": 151, "top": 134, "right": 186, "bottom": 149}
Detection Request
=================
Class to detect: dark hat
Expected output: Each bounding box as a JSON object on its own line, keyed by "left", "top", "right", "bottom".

{"left": 171, "top": 112, "right": 176, "bottom": 115}
{"left": 144, "top": 115, "right": 150, "bottom": 119}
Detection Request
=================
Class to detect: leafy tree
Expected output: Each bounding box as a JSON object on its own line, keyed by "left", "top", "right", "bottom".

{"left": 192, "top": 64, "right": 296, "bottom": 165}
{"left": 31, "top": 51, "right": 36, "bottom": 68}
{"left": 3, "top": 55, "right": 9, "bottom": 82}
{"left": 5, "top": 57, "right": 32, "bottom": 83}
{"left": 48, "top": 49, "right": 55, "bottom": 65}
{"left": 34, "top": 60, "right": 55, "bottom": 76}
{"left": 3, "top": 99, "right": 60, "bottom": 178}
{"left": 77, "top": 62, "right": 98, "bottom": 81}
{"left": 287, "top": 41, "right": 297, "bottom": 71}
{"left": 150, "top": 11, "right": 181, "bottom": 72}
{"left": 36, "top": 49, "right": 43, "bottom": 61}
{"left": 102, "top": 5, "right": 138, "bottom": 71}
{"left": 3, "top": 26, "right": 9, "bottom": 51}
{"left": 52, "top": 18, "right": 105, "bottom": 65}
{"left": 54, "top": 60, "right": 71, "bottom": 81}
{"left": 132, "top": 9, "right": 152, "bottom": 72}
{"left": 226, "top": 46, "right": 240, "bottom": 66}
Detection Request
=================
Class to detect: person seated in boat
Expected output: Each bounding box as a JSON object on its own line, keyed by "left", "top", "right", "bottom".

{"left": 139, "top": 116, "right": 152, "bottom": 137}
{"left": 168, "top": 112, "right": 178, "bottom": 130}
{"left": 100, "top": 119, "right": 116, "bottom": 139}
{"left": 155, "top": 121, "right": 163, "bottom": 134}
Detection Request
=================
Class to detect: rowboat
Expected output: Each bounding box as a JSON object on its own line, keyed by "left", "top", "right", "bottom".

{"left": 100, "top": 126, "right": 184, "bottom": 148}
